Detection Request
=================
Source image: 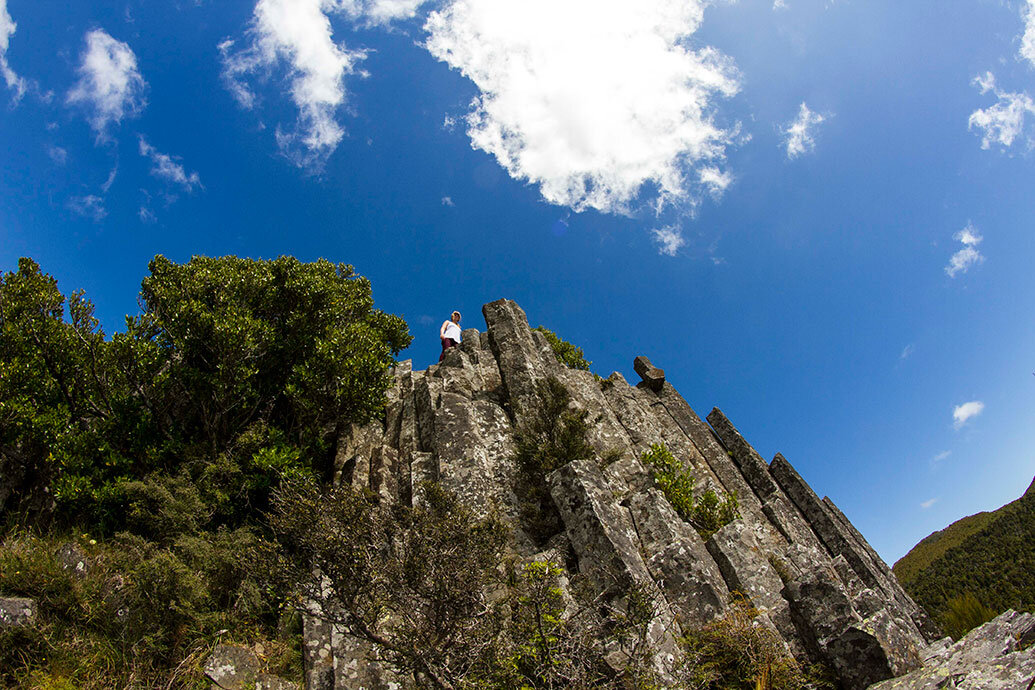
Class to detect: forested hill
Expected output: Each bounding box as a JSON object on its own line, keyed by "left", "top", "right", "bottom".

{"left": 894, "top": 475, "right": 1035, "bottom": 637}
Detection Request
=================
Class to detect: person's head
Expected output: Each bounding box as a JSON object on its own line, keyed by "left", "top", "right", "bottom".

{"left": 451, "top": 311, "right": 461, "bottom": 323}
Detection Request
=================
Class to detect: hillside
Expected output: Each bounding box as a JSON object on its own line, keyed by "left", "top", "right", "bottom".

{"left": 894, "top": 476, "right": 1035, "bottom": 635}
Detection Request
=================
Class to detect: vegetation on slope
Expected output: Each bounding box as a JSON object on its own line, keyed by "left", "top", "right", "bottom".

{"left": 0, "top": 255, "right": 410, "bottom": 687}
{"left": 641, "top": 443, "right": 740, "bottom": 541}
{"left": 896, "top": 476, "right": 1035, "bottom": 638}
{"left": 534, "top": 325, "right": 592, "bottom": 371}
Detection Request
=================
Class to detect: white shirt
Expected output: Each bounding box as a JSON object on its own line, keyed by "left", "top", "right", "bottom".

{"left": 443, "top": 322, "right": 462, "bottom": 342}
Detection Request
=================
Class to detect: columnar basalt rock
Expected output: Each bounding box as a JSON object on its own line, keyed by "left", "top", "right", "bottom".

{"left": 302, "top": 299, "right": 939, "bottom": 690}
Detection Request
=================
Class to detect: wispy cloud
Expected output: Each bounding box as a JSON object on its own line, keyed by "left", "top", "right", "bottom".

{"left": 945, "top": 224, "right": 984, "bottom": 278}
{"left": 138, "top": 136, "right": 201, "bottom": 191}
{"left": 441, "top": 195, "right": 454, "bottom": 206}
{"left": 953, "top": 400, "right": 985, "bottom": 430}
{"left": 920, "top": 497, "right": 938, "bottom": 510}
{"left": 900, "top": 344, "right": 915, "bottom": 360}
{"left": 221, "top": 0, "right": 427, "bottom": 168}
{"left": 67, "top": 194, "right": 107, "bottom": 221}
{"left": 932, "top": 450, "right": 951, "bottom": 463}
{"left": 968, "top": 72, "right": 1035, "bottom": 150}
{"left": 48, "top": 146, "right": 68, "bottom": 166}
{"left": 1021, "top": 0, "right": 1035, "bottom": 68}
{"left": 0, "top": 0, "right": 26, "bottom": 100}
{"left": 66, "top": 29, "right": 147, "bottom": 138}
{"left": 652, "top": 225, "right": 685, "bottom": 256}
{"left": 425, "top": 0, "right": 741, "bottom": 216}
{"left": 783, "top": 102, "right": 826, "bottom": 158}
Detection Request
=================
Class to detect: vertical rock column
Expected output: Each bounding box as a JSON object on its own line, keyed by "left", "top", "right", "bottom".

{"left": 706, "top": 408, "right": 827, "bottom": 562}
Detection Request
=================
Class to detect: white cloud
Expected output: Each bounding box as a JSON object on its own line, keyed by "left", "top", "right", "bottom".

{"left": 335, "top": 0, "right": 428, "bottom": 26}
{"left": 932, "top": 450, "right": 951, "bottom": 463}
{"left": 0, "top": 0, "right": 26, "bottom": 100}
{"left": 900, "top": 344, "right": 915, "bottom": 360}
{"left": 968, "top": 72, "right": 1035, "bottom": 150}
{"left": 424, "top": 0, "right": 740, "bottom": 216}
{"left": 101, "top": 163, "right": 118, "bottom": 193}
{"left": 66, "top": 29, "right": 146, "bottom": 137}
{"left": 441, "top": 195, "right": 454, "bottom": 206}
{"left": 783, "top": 102, "right": 825, "bottom": 158}
{"left": 221, "top": 0, "right": 366, "bottom": 166}
{"left": 945, "top": 224, "right": 984, "bottom": 277}
{"left": 1021, "top": 0, "right": 1035, "bottom": 68}
{"left": 68, "top": 195, "right": 107, "bottom": 221}
{"left": 953, "top": 400, "right": 985, "bottom": 429}
{"left": 652, "top": 225, "right": 685, "bottom": 256}
{"left": 138, "top": 206, "right": 156, "bottom": 223}
{"left": 222, "top": 0, "right": 427, "bottom": 167}
{"left": 920, "top": 498, "right": 938, "bottom": 510}
{"left": 773, "top": 0, "right": 787, "bottom": 9}
{"left": 139, "top": 136, "right": 201, "bottom": 191}
{"left": 699, "top": 166, "right": 732, "bottom": 197}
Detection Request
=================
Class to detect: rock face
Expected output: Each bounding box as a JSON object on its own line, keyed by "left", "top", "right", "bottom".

{"left": 204, "top": 643, "right": 298, "bottom": 690}
{"left": 306, "top": 299, "right": 938, "bottom": 689}
{"left": 0, "top": 597, "right": 36, "bottom": 628}
{"left": 868, "top": 610, "right": 1035, "bottom": 689}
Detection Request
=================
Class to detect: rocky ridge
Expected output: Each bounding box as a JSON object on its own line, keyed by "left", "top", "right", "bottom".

{"left": 306, "top": 299, "right": 943, "bottom": 689}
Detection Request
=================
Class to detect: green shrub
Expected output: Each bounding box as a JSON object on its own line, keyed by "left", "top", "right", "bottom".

{"left": 682, "top": 594, "right": 833, "bottom": 690}
{"left": 0, "top": 532, "right": 299, "bottom": 688}
{"left": 641, "top": 443, "right": 740, "bottom": 541}
{"left": 535, "top": 326, "right": 592, "bottom": 371}
{"left": 513, "top": 377, "right": 596, "bottom": 543}
{"left": 940, "top": 592, "right": 997, "bottom": 640}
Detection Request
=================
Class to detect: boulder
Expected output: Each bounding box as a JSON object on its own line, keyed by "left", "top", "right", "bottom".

{"left": 868, "top": 610, "right": 1035, "bottom": 689}
{"left": 633, "top": 356, "right": 666, "bottom": 392}
{"left": 205, "top": 644, "right": 260, "bottom": 689}
{"left": 0, "top": 597, "right": 36, "bottom": 628}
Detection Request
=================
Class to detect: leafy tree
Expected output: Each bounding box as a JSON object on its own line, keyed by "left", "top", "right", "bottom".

{"left": 534, "top": 326, "right": 592, "bottom": 371}
{"left": 0, "top": 255, "right": 411, "bottom": 531}
{"left": 641, "top": 443, "right": 740, "bottom": 541}
{"left": 0, "top": 258, "right": 109, "bottom": 524}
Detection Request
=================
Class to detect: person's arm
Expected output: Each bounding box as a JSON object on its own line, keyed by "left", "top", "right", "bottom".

{"left": 440, "top": 321, "right": 450, "bottom": 338}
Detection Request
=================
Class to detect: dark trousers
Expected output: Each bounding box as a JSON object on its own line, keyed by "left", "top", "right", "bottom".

{"left": 439, "top": 337, "right": 459, "bottom": 362}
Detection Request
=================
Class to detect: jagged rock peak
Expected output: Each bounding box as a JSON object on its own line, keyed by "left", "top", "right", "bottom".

{"left": 313, "top": 299, "right": 940, "bottom": 690}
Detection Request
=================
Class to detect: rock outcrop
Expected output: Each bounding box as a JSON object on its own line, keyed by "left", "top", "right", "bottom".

{"left": 868, "top": 610, "right": 1035, "bottom": 689}
{"left": 306, "top": 299, "right": 940, "bottom": 689}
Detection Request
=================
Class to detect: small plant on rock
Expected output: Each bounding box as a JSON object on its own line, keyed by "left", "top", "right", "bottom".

{"left": 534, "top": 326, "right": 592, "bottom": 371}
{"left": 641, "top": 443, "right": 740, "bottom": 541}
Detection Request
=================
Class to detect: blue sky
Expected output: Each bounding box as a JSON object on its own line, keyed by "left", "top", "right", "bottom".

{"left": 1, "top": 0, "right": 1034, "bottom": 563}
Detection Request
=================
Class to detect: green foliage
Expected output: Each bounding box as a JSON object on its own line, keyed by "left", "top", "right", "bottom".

{"left": 513, "top": 377, "right": 596, "bottom": 543}
{"left": 0, "top": 255, "right": 406, "bottom": 687}
{"left": 271, "top": 483, "right": 668, "bottom": 690}
{"left": 0, "top": 532, "right": 299, "bottom": 689}
{"left": 268, "top": 480, "right": 509, "bottom": 689}
{"left": 902, "top": 480, "right": 1035, "bottom": 636}
{"left": 893, "top": 511, "right": 999, "bottom": 587}
{"left": 0, "top": 255, "right": 410, "bottom": 531}
{"left": 534, "top": 326, "right": 592, "bottom": 371}
{"left": 682, "top": 595, "right": 833, "bottom": 690}
{"left": 641, "top": 443, "right": 740, "bottom": 541}
{"left": 940, "top": 593, "right": 997, "bottom": 641}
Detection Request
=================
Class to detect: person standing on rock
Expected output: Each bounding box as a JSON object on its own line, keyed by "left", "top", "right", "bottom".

{"left": 439, "top": 311, "right": 462, "bottom": 362}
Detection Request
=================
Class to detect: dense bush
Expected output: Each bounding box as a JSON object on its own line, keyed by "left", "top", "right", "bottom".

{"left": 512, "top": 377, "right": 596, "bottom": 543}
{"left": 269, "top": 480, "right": 668, "bottom": 690}
{"left": 0, "top": 255, "right": 409, "bottom": 686}
{"left": 0, "top": 532, "right": 300, "bottom": 688}
{"left": 682, "top": 595, "right": 832, "bottom": 690}
{"left": 641, "top": 443, "right": 740, "bottom": 541}
{"left": 0, "top": 255, "right": 410, "bottom": 531}
{"left": 534, "top": 326, "right": 592, "bottom": 371}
